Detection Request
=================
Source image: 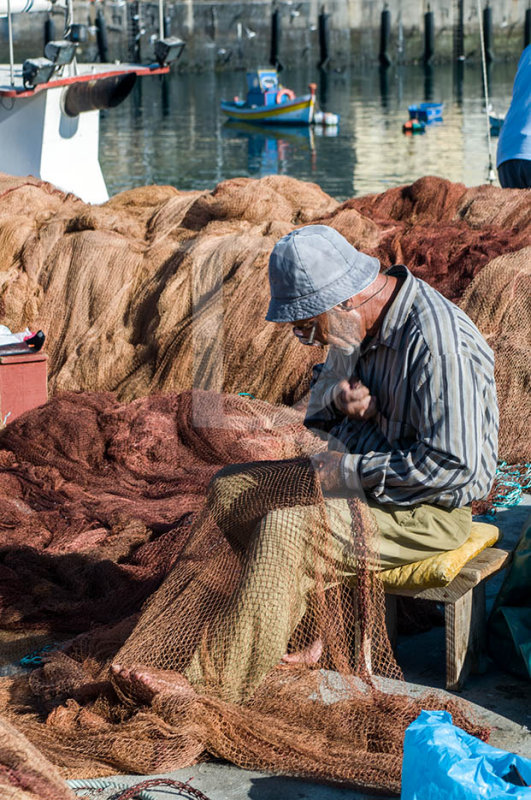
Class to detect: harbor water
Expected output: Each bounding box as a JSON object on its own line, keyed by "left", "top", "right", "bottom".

{"left": 101, "top": 62, "right": 516, "bottom": 201}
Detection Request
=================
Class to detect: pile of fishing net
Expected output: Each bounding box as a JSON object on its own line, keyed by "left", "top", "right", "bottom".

{"left": 0, "top": 173, "right": 529, "bottom": 462}
{"left": 0, "top": 715, "right": 76, "bottom": 800}
{"left": 0, "top": 393, "right": 488, "bottom": 793}
{"left": 0, "top": 391, "right": 319, "bottom": 632}
{"left": 0, "top": 172, "right": 528, "bottom": 794}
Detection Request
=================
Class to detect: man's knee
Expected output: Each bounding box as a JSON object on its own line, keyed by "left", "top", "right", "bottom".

{"left": 368, "top": 502, "right": 472, "bottom": 569}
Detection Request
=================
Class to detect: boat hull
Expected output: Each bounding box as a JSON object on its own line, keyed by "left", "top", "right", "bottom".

{"left": 221, "top": 94, "right": 314, "bottom": 125}
{"left": 0, "top": 63, "right": 169, "bottom": 204}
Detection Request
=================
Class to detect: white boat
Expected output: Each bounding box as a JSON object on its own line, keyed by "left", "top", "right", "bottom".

{"left": 0, "top": 0, "right": 184, "bottom": 203}
{"left": 0, "top": 0, "right": 59, "bottom": 14}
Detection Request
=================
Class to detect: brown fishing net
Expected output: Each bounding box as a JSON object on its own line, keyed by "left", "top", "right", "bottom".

{"left": 459, "top": 246, "right": 531, "bottom": 465}
{"left": 0, "top": 172, "right": 527, "bottom": 793}
{"left": 0, "top": 397, "right": 488, "bottom": 794}
{"left": 0, "top": 715, "right": 75, "bottom": 800}
{"left": 0, "top": 391, "right": 320, "bottom": 632}
{"left": 0, "top": 172, "right": 529, "bottom": 407}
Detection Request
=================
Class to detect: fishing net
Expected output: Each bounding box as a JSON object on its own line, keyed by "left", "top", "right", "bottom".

{"left": 459, "top": 247, "right": 531, "bottom": 465}
{"left": 337, "top": 177, "right": 531, "bottom": 302}
{"left": 0, "top": 172, "right": 527, "bottom": 793}
{"left": 0, "top": 391, "right": 320, "bottom": 633}
{"left": 0, "top": 448, "right": 488, "bottom": 794}
{"left": 0, "top": 714, "right": 76, "bottom": 800}
{"left": 0, "top": 172, "right": 529, "bottom": 405}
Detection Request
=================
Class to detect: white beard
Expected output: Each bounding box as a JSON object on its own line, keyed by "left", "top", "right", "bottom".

{"left": 334, "top": 342, "right": 361, "bottom": 358}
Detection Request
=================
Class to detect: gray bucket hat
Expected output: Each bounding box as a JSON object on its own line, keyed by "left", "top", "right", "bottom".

{"left": 265, "top": 225, "right": 380, "bottom": 323}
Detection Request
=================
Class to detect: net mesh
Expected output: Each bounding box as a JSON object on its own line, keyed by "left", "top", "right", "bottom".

{"left": 459, "top": 247, "right": 530, "bottom": 465}
{"left": 0, "top": 398, "right": 487, "bottom": 794}
{"left": 0, "top": 714, "right": 76, "bottom": 800}
{"left": 0, "top": 173, "right": 527, "bottom": 795}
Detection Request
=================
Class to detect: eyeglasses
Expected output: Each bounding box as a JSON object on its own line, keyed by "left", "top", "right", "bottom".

{"left": 292, "top": 321, "right": 319, "bottom": 346}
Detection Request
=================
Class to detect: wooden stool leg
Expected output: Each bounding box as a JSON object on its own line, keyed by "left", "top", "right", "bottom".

{"left": 445, "top": 583, "right": 486, "bottom": 691}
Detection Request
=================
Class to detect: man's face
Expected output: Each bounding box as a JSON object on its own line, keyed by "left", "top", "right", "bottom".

{"left": 292, "top": 305, "right": 363, "bottom": 354}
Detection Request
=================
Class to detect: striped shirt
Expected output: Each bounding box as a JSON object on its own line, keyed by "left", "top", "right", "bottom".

{"left": 304, "top": 265, "right": 499, "bottom": 508}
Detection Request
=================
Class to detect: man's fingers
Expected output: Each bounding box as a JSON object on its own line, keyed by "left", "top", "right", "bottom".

{"left": 337, "top": 383, "right": 369, "bottom": 410}
{"left": 342, "top": 392, "right": 377, "bottom": 419}
{"left": 340, "top": 385, "right": 369, "bottom": 406}
{"left": 347, "top": 384, "right": 370, "bottom": 401}
{"left": 364, "top": 396, "right": 378, "bottom": 419}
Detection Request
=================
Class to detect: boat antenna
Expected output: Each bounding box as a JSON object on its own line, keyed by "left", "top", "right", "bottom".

{"left": 477, "top": 0, "right": 495, "bottom": 184}
{"left": 7, "top": 0, "right": 14, "bottom": 86}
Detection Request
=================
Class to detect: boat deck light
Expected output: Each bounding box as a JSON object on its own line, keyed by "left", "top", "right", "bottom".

{"left": 22, "top": 57, "right": 55, "bottom": 88}
{"left": 154, "top": 37, "right": 185, "bottom": 66}
{"left": 44, "top": 40, "right": 78, "bottom": 66}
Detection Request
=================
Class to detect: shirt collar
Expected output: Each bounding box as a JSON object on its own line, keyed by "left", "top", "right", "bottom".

{"left": 362, "top": 265, "right": 418, "bottom": 352}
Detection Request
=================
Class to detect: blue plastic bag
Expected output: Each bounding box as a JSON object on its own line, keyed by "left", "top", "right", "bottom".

{"left": 401, "top": 710, "right": 531, "bottom": 799}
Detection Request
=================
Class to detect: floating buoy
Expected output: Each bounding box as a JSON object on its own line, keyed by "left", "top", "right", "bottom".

{"left": 402, "top": 119, "right": 426, "bottom": 134}
{"left": 313, "top": 109, "right": 339, "bottom": 126}
{"left": 276, "top": 87, "right": 295, "bottom": 103}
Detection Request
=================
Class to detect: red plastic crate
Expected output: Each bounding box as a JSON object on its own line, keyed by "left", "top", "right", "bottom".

{"left": 0, "top": 354, "right": 48, "bottom": 425}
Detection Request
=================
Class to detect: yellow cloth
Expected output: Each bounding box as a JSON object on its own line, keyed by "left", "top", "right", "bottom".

{"left": 379, "top": 522, "right": 500, "bottom": 591}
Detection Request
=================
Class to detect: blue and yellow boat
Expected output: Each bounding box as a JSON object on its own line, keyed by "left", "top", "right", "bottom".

{"left": 221, "top": 68, "right": 316, "bottom": 125}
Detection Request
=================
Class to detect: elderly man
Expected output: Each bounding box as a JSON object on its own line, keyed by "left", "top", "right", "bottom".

{"left": 268, "top": 225, "right": 498, "bottom": 569}
{"left": 113, "top": 225, "right": 498, "bottom": 704}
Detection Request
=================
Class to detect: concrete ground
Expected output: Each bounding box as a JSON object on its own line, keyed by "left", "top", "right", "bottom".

{"left": 66, "top": 497, "right": 531, "bottom": 800}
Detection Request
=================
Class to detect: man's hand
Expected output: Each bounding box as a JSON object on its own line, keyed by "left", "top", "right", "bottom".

{"left": 311, "top": 451, "right": 344, "bottom": 491}
{"left": 334, "top": 379, "right": 377, "bottom": 420}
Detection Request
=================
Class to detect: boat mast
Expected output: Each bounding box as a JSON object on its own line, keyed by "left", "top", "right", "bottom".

{"left": 7, "top": 0, "right": 14, "bottom": 85}
{"left": 158, "top": 0, "right": 164, "bottom": 40}
{"left": 476, "top": 0, "right": 495, "bottom": 183}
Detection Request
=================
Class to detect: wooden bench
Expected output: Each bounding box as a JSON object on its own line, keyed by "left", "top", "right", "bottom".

{"left": 384, "top": 547, "right": 511, "bottom": 691}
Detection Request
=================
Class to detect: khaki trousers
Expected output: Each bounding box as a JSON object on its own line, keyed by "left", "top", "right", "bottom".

{"left": 186, "top": 497, "right": 471, "bottom": 702}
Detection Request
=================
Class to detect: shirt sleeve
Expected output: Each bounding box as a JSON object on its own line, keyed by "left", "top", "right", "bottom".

{"left": 340, "top": 354, "right": 487, "bottom": 507}
{"left": 304, "top": 350, "right": 350, "bottom": 435}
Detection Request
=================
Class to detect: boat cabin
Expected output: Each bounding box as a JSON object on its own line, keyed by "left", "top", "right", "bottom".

{"left": 246, "top": 69, "right": 279, "bottom": 107}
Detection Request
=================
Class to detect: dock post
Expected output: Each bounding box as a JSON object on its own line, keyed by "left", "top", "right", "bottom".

{"left": 318, "top": 6, "right": 330, "bottom": 69}
{"left": 379, "top": 5, "right": 392, "bottom": 67}
{"left": 95, "top": 7, "right": 109, "bottom": 63}
{"left": 44, "top": 14, "right": 54, "bottom": 47}
{"left": 270, "top": 7, "right": 283, "bottom": 70}
{"left": 423, "top": 5, "right": 434, "bottom": 64}
{"left": 454, "top": 0, "right": 465, "bottom": 60}
{"left": 483, "top": 3, "right": 493, "bottom": 63}
{"left": 424, "top": 63, "right": 434, "bottom": 101}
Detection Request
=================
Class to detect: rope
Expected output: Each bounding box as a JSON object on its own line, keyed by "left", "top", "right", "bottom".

{"left": 19, "top": 642, "right": 60, "bottom": 667}
{"left": 476, "top": 0, "right": 496, "bottom": 183}
{"left": 487, "top": 462, "right": 531, "bottom": 516}
{"left": 68, "top": 778, "right": 214, "bottom": 800}
{"left": 111, "top": 779, "right": 213, "bottom": 800}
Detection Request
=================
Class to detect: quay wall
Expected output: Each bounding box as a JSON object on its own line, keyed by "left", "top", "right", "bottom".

{"left": 1, "top": 0, "right": 529, "bottom": 69}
